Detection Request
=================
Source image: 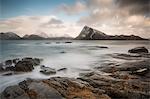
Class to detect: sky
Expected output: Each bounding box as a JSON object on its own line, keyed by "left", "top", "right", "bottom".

{"left": 0, "top": 0, "right": 150, "bottom": 38}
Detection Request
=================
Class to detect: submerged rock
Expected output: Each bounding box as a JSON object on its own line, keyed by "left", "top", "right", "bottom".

{"left": 64, "top": 41, "right": 72, "bottom": 43}
{"left": 22, "top": 57, "right": 41, "bottom": 66}
{"left": 128, "top": 47, "right": 149, "bottom": 54}
{"left": 40, "top": 65, "right": 56, "bottom": 75}
{"left": 57, "top": 68, "right": 67, "bottom": 72}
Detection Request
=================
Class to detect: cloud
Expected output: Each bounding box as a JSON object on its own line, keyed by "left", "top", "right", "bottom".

{"left": 115, "top": 0, "right": 150, "bottom": 16}
{"left": 0, "top": 0, "right": 150, "bottom": 38}
{"left": 0, "top": 15, "right": 82, "bottom": 37}
{"left": 57, "top": 1, "right": 87, "bottom": 15}
{"left": 47, "top": 18, "right": 63, "bottom": 24}
{"left": 76, "top": 0, "right": 150, "bottom": 38}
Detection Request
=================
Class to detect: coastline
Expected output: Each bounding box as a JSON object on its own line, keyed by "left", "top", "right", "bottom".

{"left": 0, "top": 46, "right": 150, "bottom": 99}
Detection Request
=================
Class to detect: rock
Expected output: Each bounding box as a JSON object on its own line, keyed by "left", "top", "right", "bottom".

{"left": 24, "top": 81, "right": 63, "bottom": 99}
{"left": 2, "top": 72, "right": 14, "bottom": 76}
{"left": 95, "top": 46, "right": 108, "bottom": 48}
{"left": 15, "top": 60, "right": 34, "bottom": 72}
{"left": 131, "top": 68, "right": 149, "bottom": 76}
{"left": 5, "top": 60, "right": 13, "bottom": 65}
{"left": 12, "top": 58, "right": 20, "bottom": 64}
{"left": 0, "top": 63, "right": 4, "bottom": 71}
{"left": 128, "top": 47, "right": 149, "bottom": 54}
{"left": 57, "top": 68, "right": 67, "bottom": 71}
{"left": 110, "top": 53, "right": 142, "bottom": 60}
{"left": 43, "top": 77, "right": 110, "bottom": 99}
{"left": 60, "top": 51, "right": 66, "bottom": 53}
{"left": 65, "top": 41, "right": 72, "bottom": 43}
{"left": 5, "top": 66, "right": 15, "bottom": 71}
{"left": 56, "top": 42, "right": 60, "bottom": 44}
{"left": 0, "top": 85, "right": 30, "bottom": 99}
{"left": 22, "top": 57, "right": 41, "bottom": 66}
{"left": 40, "top": 65, "right": 56, "bottom": 75}
{"left": 78, "top": 71, "right": 150, "bottom": 99}
{"left": 45, "top": 42, "right": 51, "bottom": 44}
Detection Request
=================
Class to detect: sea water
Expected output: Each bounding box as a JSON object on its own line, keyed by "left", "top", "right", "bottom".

{"left": 0, "top": 40, "right": 150, "bottom": 92}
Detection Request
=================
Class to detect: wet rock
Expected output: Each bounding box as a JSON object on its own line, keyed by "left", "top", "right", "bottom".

{"left": 25, "top": 81, "right": 63, "bottom": 99}
{"left": 15, "top": 60, "right": 34, "bottom": 72}
{"left": 95, "top": 46, "right": 108, "bottom": 48}
{"left": 78, "top": 71, "right": 150, "bottom": 99}
{"left": 0, "top": 85, "right": 30, "bottom": 99}
{"left": 5, "top": 60, "right": 13, "bottom": 65}
{"left": 131, "top": 68, "right": 149, "bottom": 76}
{"left": 110, "top": 53, "right": 142, "bottom": 60}
{"left": 40, "top": 65, "right": 56, "bottom": 75}
{"left": 65, "top": 41, "right": 72, "bottom": 43}
{"left": 128, "top": 47, "right": 149, "bottom": 54}
{"left": 45, "top": 42, "right": 51, "bottom": 44}
{"left": 60, "top": 51, "right": 66, "bottom": 54}
{"left": 12, "top": 58, "right": 20, "bottom": 64}
{"left": 5, "top": 66, "right": 15, "bottom": 71}
{"left": 43, "top": 77, "right": 110, "bottom": 99}
{"left": 22, "top": 57, "right": 41, "bottom": 66}
{"left": 2, "top": 72, "right": 14, "bottom": 76}
{"left": 56, "top": 42, "right": 60, "bottom": 44}
{"left": 0, "top": 63, "right": 4, "bottom": 71}
{"left": 57, "top": 68, "right": 67, "bottom": 71}
{"left": 1, "top": 77, "right": 110, "bottom": 99}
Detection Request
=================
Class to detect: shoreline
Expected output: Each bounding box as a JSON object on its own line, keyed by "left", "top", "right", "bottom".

{"left": 0, "top": 46, "right": 150, "bottom": 99}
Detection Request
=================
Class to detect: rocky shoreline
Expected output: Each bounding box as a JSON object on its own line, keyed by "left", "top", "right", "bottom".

{"left": 0, "top": 47, "right": 150, "bottom": 99}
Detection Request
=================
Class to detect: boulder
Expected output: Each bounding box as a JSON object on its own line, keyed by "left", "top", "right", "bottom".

{"left": 22, "top": 57, "right": 41, "bottom": 66}
{"left": 0, "top": 85, "right": 29, "bottom": 99}
{"left": 128, "top": 47, "right": 149, "bottom": 53}
{"left": 40, "top": 65, "right": 56, "bottom": 75}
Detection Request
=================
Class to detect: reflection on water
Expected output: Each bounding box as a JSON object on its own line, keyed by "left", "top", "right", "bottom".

{"left": 0, "top": 40, "right": 150, "bottom": 92}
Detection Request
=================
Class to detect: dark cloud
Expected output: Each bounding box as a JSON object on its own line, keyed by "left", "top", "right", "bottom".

{"left": 115, "top": 0, "right": 150, "bottom": 16}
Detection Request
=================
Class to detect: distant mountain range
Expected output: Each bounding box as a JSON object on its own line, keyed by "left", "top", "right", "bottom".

{"left": 75, "top": 26, "right": 147, "bottom": 40}
{"left": 0, "top": 26, "right": 148, "bottom": 40}
{"left": 0, "top": 32, "right": 73, "bottom": 40}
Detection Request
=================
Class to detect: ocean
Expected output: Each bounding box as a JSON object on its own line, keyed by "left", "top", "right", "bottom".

{"left": 0, "top": 40, "right": 150, "bottom": 92}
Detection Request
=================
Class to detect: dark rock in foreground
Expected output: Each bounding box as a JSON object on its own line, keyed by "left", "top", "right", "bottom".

{"left": 0, "top": 77, "right": 110, "bottom": 99}
{"left": 0, "top": 57, "right": 42, "bottom": 72}
{"left": 128, "top": 47, "right": 149, "bottom": 54}
{"left": 15, "top": 60, "right": 34, "bottom": 72}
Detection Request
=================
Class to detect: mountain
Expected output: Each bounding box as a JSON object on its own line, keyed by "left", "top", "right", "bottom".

{"left": 22, "top": 34, "right": 45, "bottom": 40}
{"left": 75, "top": 26, "right": 147, "bottom": 40}
{"left": 0, "top": 32, "right": 21, "bottom": 40}
{"left": 37, "top": 32, "right": 49, "bottom": 38}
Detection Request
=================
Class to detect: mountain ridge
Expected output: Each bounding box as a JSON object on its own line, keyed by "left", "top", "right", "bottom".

{"left": 75, "top": 26, "right": 147, "bottom": 40}
{"left": 0, "top": 26, "right": 148, "bottom": 40}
